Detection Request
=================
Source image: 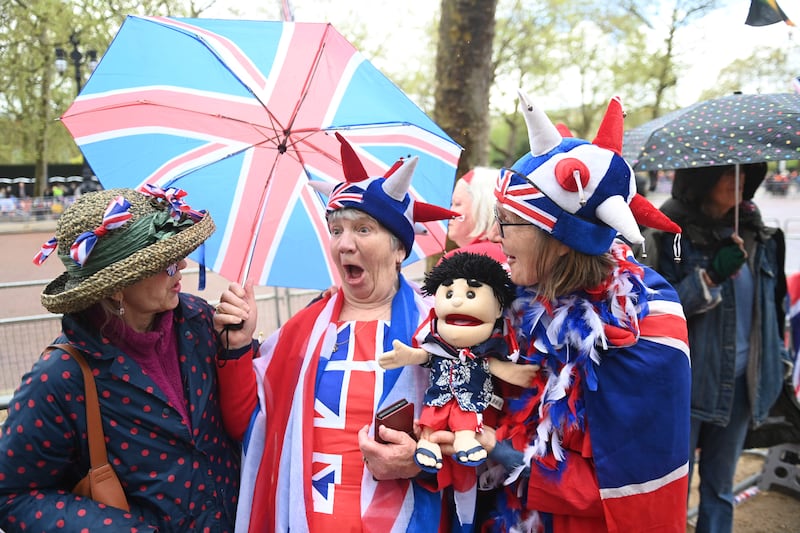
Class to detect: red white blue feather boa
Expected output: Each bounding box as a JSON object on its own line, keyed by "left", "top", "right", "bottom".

{"left": 512, "top": 244, "right": 646, "bottom": 463}
{"left": 489, "top": 243, "right": 650, "bottom": 530}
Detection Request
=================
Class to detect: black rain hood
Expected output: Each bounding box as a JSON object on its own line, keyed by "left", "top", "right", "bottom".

{"left": 670, "top": 162, "right": 767, "bottom": 207}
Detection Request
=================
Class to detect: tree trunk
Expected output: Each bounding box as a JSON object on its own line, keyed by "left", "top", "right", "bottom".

{"left": 433, "top": 0, "right": 497, "bottom": 179}
{"left": 34, "top": 69, "right": 49, "bottom": 198}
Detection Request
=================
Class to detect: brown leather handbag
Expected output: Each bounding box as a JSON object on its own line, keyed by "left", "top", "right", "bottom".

{"left": 49, "top": 344, "right": 130, "bottom": 511}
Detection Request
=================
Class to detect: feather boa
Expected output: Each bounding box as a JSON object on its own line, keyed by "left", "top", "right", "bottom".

{"left": 489, "top": 243, "right": 652, "bottom": 531}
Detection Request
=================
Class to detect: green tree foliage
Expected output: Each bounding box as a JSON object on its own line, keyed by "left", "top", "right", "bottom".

{"left": 487, "top": 0, "right": 726, "bottom": 167}
{"left": 0, "top": 0, "right": 198, "bottom": 194}
{"left": 701, "top": 47, "right": 795, "bottom": 99}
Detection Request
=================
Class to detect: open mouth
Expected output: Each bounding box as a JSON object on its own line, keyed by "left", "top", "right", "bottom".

{"left": 444, "top": 314, "right": 482, "bottom": 327}
{"left": 343, "top": 264, "right": 365, "bottom": 281}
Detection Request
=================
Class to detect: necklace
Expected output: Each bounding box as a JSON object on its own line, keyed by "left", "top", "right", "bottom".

{"left": 331, "top": 318, "right": 388, "bottom": 355}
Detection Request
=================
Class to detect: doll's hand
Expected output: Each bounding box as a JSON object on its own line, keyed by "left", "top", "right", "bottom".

{"left": 379, "top": 339, "right": 429, "bottom": 369}
{"left": 488, "top": 358, "right": 539, "bottom": 387}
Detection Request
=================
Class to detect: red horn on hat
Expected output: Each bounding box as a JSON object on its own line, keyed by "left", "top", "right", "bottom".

{"left": 593, "top": 96, "right": 624, "bottom": 156}
{"left": 555, "top": 122, "right": 573, "bottom": 137}
{"left": 629, "top": 194, "right": 682, "bottom": 234}
{"left": 414, "top": 202, "right": 461, "bottom": 223}
{"left": 335, "top": 132, "right": 369, "bottom": 182}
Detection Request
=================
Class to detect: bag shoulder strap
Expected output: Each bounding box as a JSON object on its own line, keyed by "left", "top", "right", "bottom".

{"left": 47, "top": 344, "right": 108, "bottom": 470}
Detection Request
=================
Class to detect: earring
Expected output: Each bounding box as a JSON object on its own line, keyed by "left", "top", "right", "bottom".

{"left": 117, "top": 297, "right": 125, "bottom": 317}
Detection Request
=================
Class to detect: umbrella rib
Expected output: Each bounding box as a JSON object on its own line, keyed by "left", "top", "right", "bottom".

{"left": 281, "top": 24, "right": 336, "bottom": 139}
{"left": 63, "top": 17, "right": 464, "bottom": 290}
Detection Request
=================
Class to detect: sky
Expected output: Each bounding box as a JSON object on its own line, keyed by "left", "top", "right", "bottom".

{"left": 203, "top": 0, "right": 800, "bottom": 108}
{"left": 674, "top": 1, "right": 799, "bottom": 104}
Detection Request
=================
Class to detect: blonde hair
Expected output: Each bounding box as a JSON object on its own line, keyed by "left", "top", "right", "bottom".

{"left": 528, "top": 227, "right": 615, "bottom": 301}
{"left": 463, "top": 167, "right": 499, "bottom": 239}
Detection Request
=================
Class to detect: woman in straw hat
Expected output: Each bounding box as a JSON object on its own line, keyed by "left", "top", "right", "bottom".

{"left": 212, "top": 133, "right": 483, "bottom": 532}
{"left": 475, "top": 91, "right": 691, "bottom": 532}
{"left": 0, "top": 187, "right": 240, "bottom": 532}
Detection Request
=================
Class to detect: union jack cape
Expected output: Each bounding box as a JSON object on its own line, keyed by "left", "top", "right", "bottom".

{"left": 788, "top": 272, "right": 800, "bottom": 401}
{"left": 487, "top": 243, "right": 691, "bottom": 532}
{"left": 232, "top": 275, "right": 476, "bottom": 532}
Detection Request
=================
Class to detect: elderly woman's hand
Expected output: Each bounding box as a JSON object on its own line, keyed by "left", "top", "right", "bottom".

{"left": 358, "top": 424, "right": 421, "bottom": 480}
{"left": 214, "top": 281, "right": 257, "bottom": 350}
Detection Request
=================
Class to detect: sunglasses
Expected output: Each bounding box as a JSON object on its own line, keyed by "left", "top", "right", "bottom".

{"left": 493, "top": 207, "right": 532, "bottom": 238}
{"left": 165, "top": 263, "right": 178, "bottom": 277}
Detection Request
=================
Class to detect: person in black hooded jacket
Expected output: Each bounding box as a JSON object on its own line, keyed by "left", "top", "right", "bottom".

{"left": 642, "top": 162, "right": 788, "bottom": 533}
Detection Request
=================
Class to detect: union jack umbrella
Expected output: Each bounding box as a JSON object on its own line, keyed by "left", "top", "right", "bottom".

{"left": 61, "top": 15, "right": 462, "bottom": 290}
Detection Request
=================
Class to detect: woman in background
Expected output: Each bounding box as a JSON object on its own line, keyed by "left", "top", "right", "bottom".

{"left": 446, "top": 167, "right": 506, "bottom": 264}
{"left": 643, "top": 163, "right": 787, "bottom": 533}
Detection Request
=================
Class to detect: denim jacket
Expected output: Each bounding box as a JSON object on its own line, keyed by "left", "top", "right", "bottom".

{"left": 643, "top": 201, "right": 787, "bottom": 428}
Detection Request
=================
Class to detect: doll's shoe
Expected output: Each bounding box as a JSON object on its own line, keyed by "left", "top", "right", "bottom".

{"left": 414, "top": 447, "right": 443, "bottom": 473}
{"left": 453, "top": 445, "right": 487, "bottom": 467}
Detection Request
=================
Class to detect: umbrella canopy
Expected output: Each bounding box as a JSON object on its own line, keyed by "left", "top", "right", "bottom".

{"left": 61, "top": 15, "right": 462, "bottom": 290}
{"left": 623, "top": 92, "right": 800, "bottom": 171}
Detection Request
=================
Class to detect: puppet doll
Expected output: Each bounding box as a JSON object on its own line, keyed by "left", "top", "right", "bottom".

{"left": 380, "top": 252, "right": 537, "bottom": 472}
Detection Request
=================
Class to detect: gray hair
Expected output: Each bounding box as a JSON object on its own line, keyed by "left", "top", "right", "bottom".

{"left": 327, "top": 207, "right": 404, "bottom": 254}
{"left": 464, "top": 167, "right": 499, "bottom": 239}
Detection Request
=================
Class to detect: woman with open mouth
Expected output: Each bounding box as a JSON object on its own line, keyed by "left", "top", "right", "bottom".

{"left": 213, "top": 132, "right": 483, "bottom": 532}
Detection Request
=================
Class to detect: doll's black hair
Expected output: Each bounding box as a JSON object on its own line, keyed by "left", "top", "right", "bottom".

{"left": 422, "top": 252, "right": 515, "bottom": 309}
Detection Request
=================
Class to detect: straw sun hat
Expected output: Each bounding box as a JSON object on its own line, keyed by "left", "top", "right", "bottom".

{"left": 38, "top": 187, "right": 214, "bottom": 314}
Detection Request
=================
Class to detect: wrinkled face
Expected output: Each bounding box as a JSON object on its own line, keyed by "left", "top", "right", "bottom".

{"left": 119, "top": 258, "right": 187, "bottom": 325}
{"left": 434, "top": 278, "right": 502, "bottom": 348}
{"left": 447, "top": 179, "right": 475, "bottom": 248}
{"left": 328, "top": 210, "right": 405, "bottom": 305}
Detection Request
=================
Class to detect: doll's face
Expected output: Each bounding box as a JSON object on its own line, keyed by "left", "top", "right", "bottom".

{"left": 433, "top": 278, "right": 502, "bottom": 348}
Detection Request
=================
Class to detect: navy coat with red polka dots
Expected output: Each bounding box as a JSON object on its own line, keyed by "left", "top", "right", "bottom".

{"left": 0, "top": 293, "right": 240, "bottom": 532}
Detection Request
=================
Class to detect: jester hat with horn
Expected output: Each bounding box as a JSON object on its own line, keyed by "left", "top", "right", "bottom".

{"left": 496, "top": 90, "right": 680, "bottom": 255}
{"left": 310, "top": 132, "right": 460, "bottom": 258}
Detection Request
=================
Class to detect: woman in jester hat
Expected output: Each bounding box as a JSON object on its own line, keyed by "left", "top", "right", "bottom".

{"left": 213, "top": 132, "right": 484, "bottom": 532}
{"left": 478, "top": 90, "right": 692, "bottom": 533}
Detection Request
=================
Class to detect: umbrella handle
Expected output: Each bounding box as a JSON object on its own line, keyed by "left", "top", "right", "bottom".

{"left": 223, "top": 321, "right": 244, "bottom": 331}
{"left": 734, "top": 164, "right": 740, "bottom": 237}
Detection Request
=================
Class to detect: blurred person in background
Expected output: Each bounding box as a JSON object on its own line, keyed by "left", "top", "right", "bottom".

{"left": 445, "top": 167, "right": 506, "bottom": 264}
{"left": 643, "top": 162, "right": 788, "bottom": 533}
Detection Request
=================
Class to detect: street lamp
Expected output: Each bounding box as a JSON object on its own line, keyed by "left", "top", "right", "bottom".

{"left": 55, "top": 33, "right": 98, "bottom": 91}
{"left": 55, "top": 33, "right": 98, "bottom": 180}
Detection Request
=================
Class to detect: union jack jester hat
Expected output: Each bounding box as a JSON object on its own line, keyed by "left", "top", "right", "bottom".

{"left": 310, "top": 132, "right": 460, "bottom": 257}
{"left": 495, "top": 90, "right": 680, "bottom": 255}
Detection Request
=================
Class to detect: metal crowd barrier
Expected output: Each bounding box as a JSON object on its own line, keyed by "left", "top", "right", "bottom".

{"left": 0, "top": 281, "right": 319, "bottom": 418}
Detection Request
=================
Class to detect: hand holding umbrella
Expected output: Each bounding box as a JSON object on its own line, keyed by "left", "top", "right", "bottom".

{"left": 707, "top": 235, "right": 748, "bottom": 285}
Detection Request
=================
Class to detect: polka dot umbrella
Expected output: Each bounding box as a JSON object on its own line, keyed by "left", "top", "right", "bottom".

{"left": 623, "top": 92, "right": 800, "bottom": 172}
